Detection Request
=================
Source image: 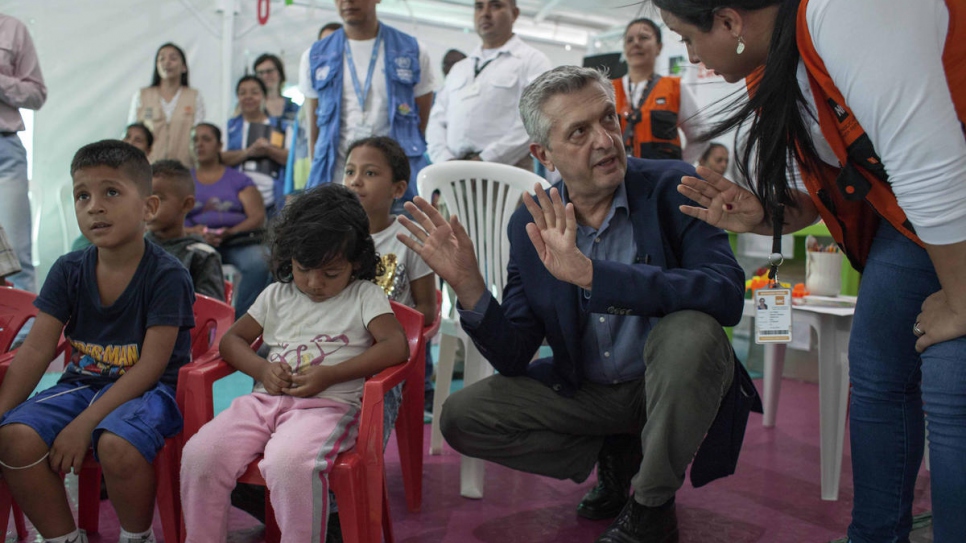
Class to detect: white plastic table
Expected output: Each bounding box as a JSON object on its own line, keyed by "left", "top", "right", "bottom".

{"left": 745, "top": 295, "right": 856, "bottom": 501}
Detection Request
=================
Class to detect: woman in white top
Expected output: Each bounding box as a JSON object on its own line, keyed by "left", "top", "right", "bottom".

{"left": 129, "top": 43, "right": 205, "bottom": 167}
{"left": 612, "top": 18, "right": 706, "bottom": 163}
{"left": 657, "top": 0, "right": 966, "bottom": 540}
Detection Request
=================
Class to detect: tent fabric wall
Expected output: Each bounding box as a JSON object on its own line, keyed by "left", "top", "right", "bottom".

{"left": 2, "top": 0, "right": 587, "bottom": 285}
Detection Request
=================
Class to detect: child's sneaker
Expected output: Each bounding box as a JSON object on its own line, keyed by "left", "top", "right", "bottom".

{"left": 45, "top": 530, "right": 88, "bottom": 543}
{"left": 118, "top": 529, "right": 156, "bottom": 543}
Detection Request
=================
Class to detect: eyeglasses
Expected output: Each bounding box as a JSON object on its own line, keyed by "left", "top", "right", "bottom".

{"left": 255, "top": 68, "right": 278, "bottom": 77}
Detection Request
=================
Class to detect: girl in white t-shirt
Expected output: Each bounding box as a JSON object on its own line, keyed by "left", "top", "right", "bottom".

{"left": 345, "top": 137, "right": 438, "bottom": 434}
{"left": 180, "top": 184, "right": 409, "bottom": 543}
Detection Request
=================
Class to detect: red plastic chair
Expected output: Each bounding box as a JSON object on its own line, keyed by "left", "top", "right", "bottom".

{"left": 189, "top": 294, "right": 237, "bottom": 361}
{"left": 0, "top": 293, "right": 234, "bottom": 543}
{"left": 0, "top": 285, "right": 39, "bottom": 352}
{"left": 0, "top": 286, "right": 71, "bottom": 541}
{"left": 177, "top": 302, "right": 424, "bottom": 543}
{"left": 392, "top": 289, "right": 442, "bottom": 513}
{"left": 75, "top": 293, "right": 234, "bottom": 541}
{"left": 223, "top": 280, "right": 233, "bottom": 306}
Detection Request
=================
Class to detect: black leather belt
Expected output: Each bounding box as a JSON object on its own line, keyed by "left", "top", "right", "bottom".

{"left": 0, "top": 132, "right": 16, "bottom": 137}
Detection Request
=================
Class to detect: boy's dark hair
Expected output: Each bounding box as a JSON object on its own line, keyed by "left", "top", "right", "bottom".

{"left": 70, "top": 140, "right": 153, "bottom": 196}
{"left": 151, "top": 42, "right": 189, "bottom": 87}
{"left": 125, "top": 122, "right": 154, "bottom": 150}
{"left": 253, "top": 53, "right": 286, "bottom": 88}
{"left": 236, "top": 74, "right": 267, "bottom": 96}
{"left": 152, "top": 159, "right": 196, "bottom": 197}
{"left": 269, "top": 184, "right": 381, "bottom": 283}
{"left": 346, "top": 137, "right": 411, "bottom": 183}
{"left": 319, "top": 22, "right": 343, "bottom": 40}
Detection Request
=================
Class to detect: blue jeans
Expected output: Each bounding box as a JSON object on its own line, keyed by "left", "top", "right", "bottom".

{"left": 847, "top": 222, "right": 966, "bottom": 542}
{"left": 0, "top": 134, "right": 34, "bottom": 292}
{"left": 218, "top": 243, "right": 271, "bottom": 319}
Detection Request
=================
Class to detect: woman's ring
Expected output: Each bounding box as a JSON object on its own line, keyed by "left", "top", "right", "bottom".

{"left": 913, "top": 322, "right": 925, "bottom": 337}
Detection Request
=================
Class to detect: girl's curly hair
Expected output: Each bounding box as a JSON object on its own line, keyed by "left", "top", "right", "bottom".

{"left": 268, "top": 184, "right": 381, "bottom": 282}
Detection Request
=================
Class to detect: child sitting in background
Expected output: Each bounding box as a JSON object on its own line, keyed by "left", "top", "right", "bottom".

{"left": 123, "top": 123, "right": 154, "bottom": 157}
{"left": 180, "top": 184, "right": 409, "bottom": 543}
{"left": 0, "top": 140, "right": 196, "bottom": 543}
{"left": 148, "top": 160, "right": 225, "bottom": 301}
{"left": 345, "top": 136, "right": 437, "bottom": 430}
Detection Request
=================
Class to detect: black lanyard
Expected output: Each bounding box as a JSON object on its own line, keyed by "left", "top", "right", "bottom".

{"left": 768, "top": 203, "right": 786, "bottom": 285}
{"left": 474, "top": 57, "right": 496, "bottom": 79}
{"left": 622, "top": 74, "right": 661, "bottom": 153}
{"left": 630, "top": 74, "right": 660, "bottom": 111}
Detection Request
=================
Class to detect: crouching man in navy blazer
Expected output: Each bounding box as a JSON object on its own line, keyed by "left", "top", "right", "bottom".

{"left": 397, "top": 65, "right": 760, "bottom": 543}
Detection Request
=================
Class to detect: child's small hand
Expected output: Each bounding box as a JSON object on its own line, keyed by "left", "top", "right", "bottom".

{"left": 283, "top": 365, "right": 334, "bottom": 398}
{"left": 261, "top": 362, "right": 293, "bottom": 395}
{"left": 49, "top": 419, "right": 94, "bottom": 475}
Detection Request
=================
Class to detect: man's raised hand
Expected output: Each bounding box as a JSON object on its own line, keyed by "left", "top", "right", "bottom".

{"left": 522, "top": 184, "right": 593, "bottom": 290}
{"left": 397, "top": 196, "right": 488, "bottom": 307}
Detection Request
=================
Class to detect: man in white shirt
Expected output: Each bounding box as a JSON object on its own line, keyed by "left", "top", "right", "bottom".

{"left": 426, "top": 0, "right": 551, "bottom": 169}
{"left": 298, "top": 0, "right": 435, "bottom": 199}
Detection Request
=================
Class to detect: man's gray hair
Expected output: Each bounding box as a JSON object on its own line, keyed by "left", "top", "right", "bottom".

{"left": 519, "top": 65, "right": 615, "bottom": 148}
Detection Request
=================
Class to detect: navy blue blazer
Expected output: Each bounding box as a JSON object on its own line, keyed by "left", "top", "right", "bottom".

{"left": 460, "top": 157, "right": 761, "bottom": 487}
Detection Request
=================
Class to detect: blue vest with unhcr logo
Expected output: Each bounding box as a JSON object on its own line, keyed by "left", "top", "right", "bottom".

{"left": 306, "top": 24, "right": 427, "bottom": 201}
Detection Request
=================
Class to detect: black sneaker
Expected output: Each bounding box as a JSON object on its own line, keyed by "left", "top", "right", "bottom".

{"left": 595, "top": 497, "right": 678, "bottom": 543}
{"left": 577, "top": 434, "right": 642, "bottom": 520}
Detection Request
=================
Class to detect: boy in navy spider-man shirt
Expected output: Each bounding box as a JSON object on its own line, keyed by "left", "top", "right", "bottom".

{"left": 0, "top": 140, "right": 195, "bottom": 543}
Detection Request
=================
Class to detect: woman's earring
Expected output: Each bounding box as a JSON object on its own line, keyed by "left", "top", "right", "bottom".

{"left": 736, "top": 36, "right": 746, "bottom": 55}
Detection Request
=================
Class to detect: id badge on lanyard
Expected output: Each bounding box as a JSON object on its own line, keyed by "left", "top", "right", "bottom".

{"left": 755, "top": 203, "right": 792, "bottom": 345}
{"left": 754, "top": 288, "right": 792, "bottom": 344}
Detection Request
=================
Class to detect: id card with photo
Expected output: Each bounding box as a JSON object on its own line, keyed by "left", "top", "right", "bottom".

{"left": 754, "top": 288, "right": 792, "bottom": 344}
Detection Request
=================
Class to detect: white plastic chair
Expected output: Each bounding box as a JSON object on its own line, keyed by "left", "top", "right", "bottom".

{"left": 418, "top": 160, "right": 551, "bottom": 499}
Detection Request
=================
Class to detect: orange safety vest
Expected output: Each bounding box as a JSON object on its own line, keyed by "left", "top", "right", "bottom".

{"left": 613, "top": 76, "right": 683, "bottom": 160}
{"left": 794, "top": 0, "right": 966, "bottom": 270}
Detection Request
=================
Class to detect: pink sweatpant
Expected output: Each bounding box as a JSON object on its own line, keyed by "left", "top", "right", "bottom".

{"left": 180, "top": 393, "right": 359, "bottom": 543}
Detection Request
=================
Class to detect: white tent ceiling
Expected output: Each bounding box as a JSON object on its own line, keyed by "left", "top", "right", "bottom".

{"left": 3, "top": 0, "right": 739, "bottom": 283}
{"left": 285, "top": 0, "right": 653, "bottom": 46}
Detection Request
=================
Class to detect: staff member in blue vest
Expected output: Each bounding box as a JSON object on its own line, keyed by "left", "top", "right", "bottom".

{"left": 223, "top": 75, "right": 289, "bottom": 218}
{"left": 297, "top": 0, "right": 436, "bottom": 208}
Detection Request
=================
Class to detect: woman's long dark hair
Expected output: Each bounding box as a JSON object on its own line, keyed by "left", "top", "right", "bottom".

{"left": 653, "top": 0, "right": 821, "bottom": 218}
{"left": 151, "top": 43, "right": 190, "bottom": 87}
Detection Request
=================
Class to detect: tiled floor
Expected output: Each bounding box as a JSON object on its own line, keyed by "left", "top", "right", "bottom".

{"left": 4, "top": 378, "right": 934, "bottom": 542}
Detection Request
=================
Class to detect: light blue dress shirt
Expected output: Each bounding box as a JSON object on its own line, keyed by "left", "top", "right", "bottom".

{"left": 460, "top": 182, "right": 654, "bottom": 384}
